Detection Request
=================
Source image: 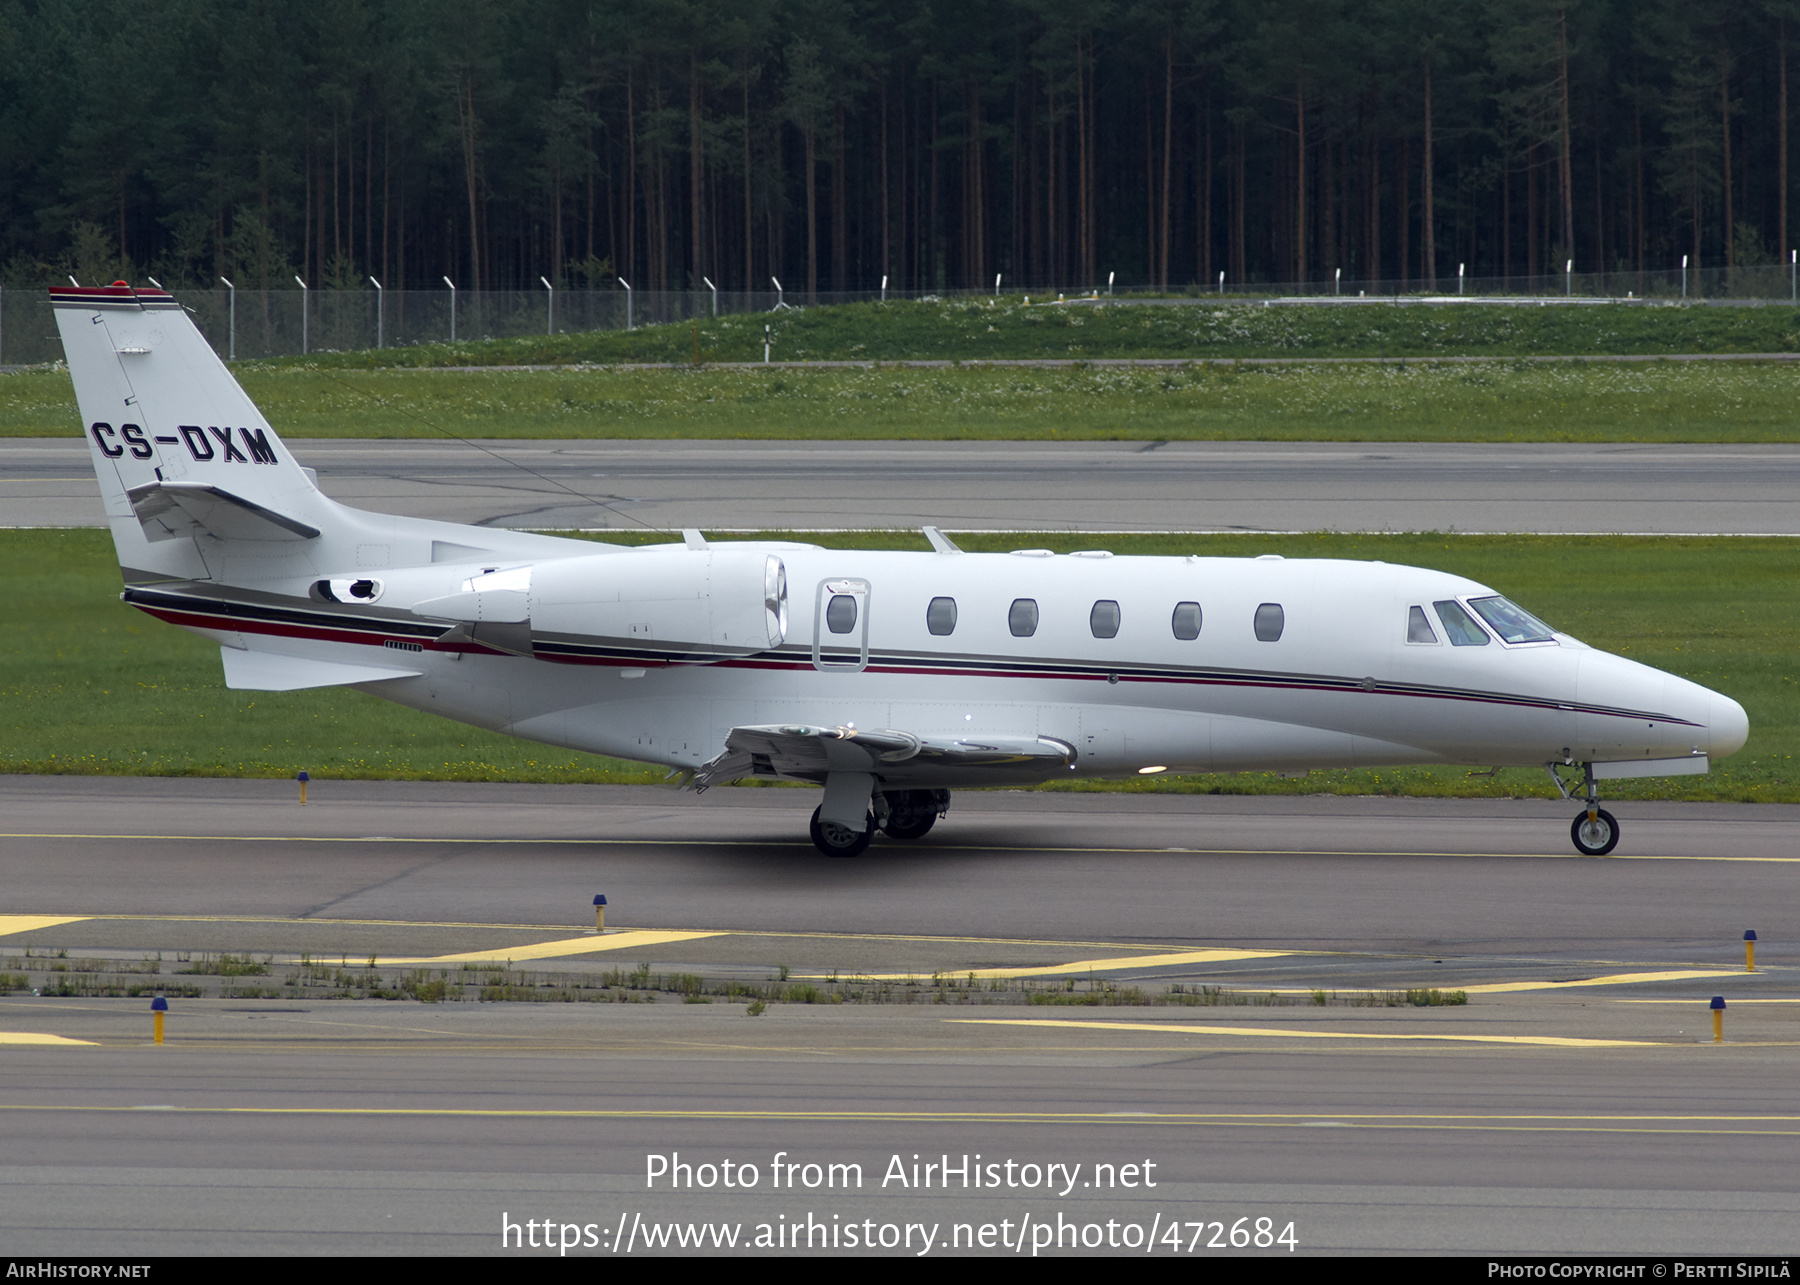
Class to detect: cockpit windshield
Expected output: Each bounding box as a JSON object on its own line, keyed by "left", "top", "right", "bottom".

{"left": 1466, "top": 595, "right": 1558, "bottom": 644}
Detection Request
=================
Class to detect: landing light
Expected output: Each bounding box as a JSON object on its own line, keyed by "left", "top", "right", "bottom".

{"left": 1138, "top": 766, "right": 1167, "bottom": 775}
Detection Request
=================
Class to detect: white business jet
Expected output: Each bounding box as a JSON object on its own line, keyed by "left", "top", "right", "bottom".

{"left": 55, "top": 283, "right": 1749, "bottom": 857}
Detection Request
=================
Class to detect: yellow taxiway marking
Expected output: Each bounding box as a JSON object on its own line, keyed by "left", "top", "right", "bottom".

{"left": 0, "top": 912, "right": 1318, "bottom": 958}
{"left": 7, "top": 832, "right": 1800, "bottom": 863}
{"left": 857, "top": 948, "right": 1291, "bottom": 981}
{"left": 387, "top": 929, "right": 721, "bottom": 964}
{"left": 0, "top": 915, "right": 90, "bottom": 938}
{"left": 0, "top": 1033, "right": 95, "bottom": 1046}
{"left": 1458, "top": 969, "right": 1750, "bottom": 994}
{"left": 953, "top": 1018, "right": 1656, "bottom": 1048}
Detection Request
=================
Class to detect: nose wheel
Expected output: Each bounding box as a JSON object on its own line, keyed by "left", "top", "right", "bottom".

{"left": 1571, "top": 807, "right": 1620, "bottom": 856}
{"left": 1550, "top": 762, "right": 1622, "bottom": 856}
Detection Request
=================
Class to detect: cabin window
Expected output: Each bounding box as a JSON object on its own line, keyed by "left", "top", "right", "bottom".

{"left": 826, "top": 594, "right": 859, "bottom": 634}
{"left": 1467, "top": 595, "right": 1557, "bottom": 644}
{"left": 1171, "top": 602, "right": 1202, "bottom": 640}
{"left": 1253, "top": 603, "right": 1284, "bottom": 642}
{"left": 1009, "top": 598, "right": 1039, "bottom": 637}
{"left": 812, "top": 578, "right": 870, "bottom": 672}
{"left": 927, "top": 596, "right": 958, "bottom": 636}
{"left": 1090, "top": 600, "right": 1121, "bottom": 639}
{"left": 1407, "top": 605, "right": 1439, "bottom": 644}
{"left": 1434, "top": 599, "right": 1491, "bottom": 646}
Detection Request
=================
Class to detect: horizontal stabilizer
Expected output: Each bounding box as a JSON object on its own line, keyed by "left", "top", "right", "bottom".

{"left": 221, "top": 647, "right": 422, "bottom": 691}
{"left": 128, "top": 481, "right": 320, "bottom": 544}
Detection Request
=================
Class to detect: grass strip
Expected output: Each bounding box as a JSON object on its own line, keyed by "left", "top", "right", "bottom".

{"left": 258, "top": 298, "right": 1800, "bottom": 367}
{"left": 6, "top": 528, "right": 1792, "bottom": 801}
{"left": 10, "top": 358, "right": 1800, "bottom": 442}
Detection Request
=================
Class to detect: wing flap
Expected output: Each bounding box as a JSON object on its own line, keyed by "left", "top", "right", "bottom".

{"left": 689, "top": 724, "right": 1076, "bottom": 791}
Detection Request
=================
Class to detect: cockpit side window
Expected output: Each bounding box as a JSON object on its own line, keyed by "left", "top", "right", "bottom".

{"left": 1406, "top": 605, "right": 1439, "bottom": 644}
{"left": 1434, "top": 599, "right": 1490, "bottom": 646}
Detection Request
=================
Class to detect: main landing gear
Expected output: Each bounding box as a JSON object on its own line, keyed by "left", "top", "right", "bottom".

{"left": 880, "top": 789, "right": 949, "bottom": 841}
{"left": 809, "top": 805, "right": 875, "bottom": 858}
{"left": 1549, "top": 763, "right": 1620, "bottom": 857}
{"left": 809, "top": 789, "right": 952, "bottom": 857}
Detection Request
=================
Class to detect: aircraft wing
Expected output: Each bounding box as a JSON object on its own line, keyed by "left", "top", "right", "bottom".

{"left": 689, "top": 724, "right": 1076, "bottom": 792}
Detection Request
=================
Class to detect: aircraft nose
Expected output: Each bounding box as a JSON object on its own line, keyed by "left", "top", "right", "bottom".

{"left": 1709, "top": 690, "right": 1750, "bottom": 759}
{"left": 1578, "top": 652, "right": 1749, "bottom": 763}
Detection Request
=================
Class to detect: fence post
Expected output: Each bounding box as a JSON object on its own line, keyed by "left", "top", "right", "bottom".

{"left": 618, "top": 277, "right": 633, "bottom": 329}
{"left": 703, "top": 276, "right": 718, "bottom": 316}
{"left": 370, "top": 276, "right": 383, "bottom": 348}
{"left": 541, "top": 276, "right": 554, "bottom": 335}
{"left": 294, "top": 277, "right": 308, "bottom": 354}
{"left": 219, "top": 277, "right": 236, "bottom": 359}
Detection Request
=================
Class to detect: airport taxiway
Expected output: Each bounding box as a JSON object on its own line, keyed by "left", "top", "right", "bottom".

{"left": 2, "top": 777, "right": 1796, "bottom": 1255}
{"left": 8, "top": 438, "right": 1800, "bottom": 535}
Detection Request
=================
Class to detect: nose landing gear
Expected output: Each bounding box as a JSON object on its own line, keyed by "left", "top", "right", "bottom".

{"left": 1571, "top": 806, "right": 1620, "bottom": 857}
{"left": 1549, "top": 762, "right": 1621, "bottom": 856}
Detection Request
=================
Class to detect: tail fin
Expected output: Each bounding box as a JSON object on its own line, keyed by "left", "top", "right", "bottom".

{"left": 52, "top": 283, "right": 326, "bottom": 583}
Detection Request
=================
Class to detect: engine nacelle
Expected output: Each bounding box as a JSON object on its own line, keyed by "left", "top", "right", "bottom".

{"left": 410, "top": 546, "right": 788, "bottom": 663}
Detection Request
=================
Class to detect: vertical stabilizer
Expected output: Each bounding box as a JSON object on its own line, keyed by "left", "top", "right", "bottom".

{"left": 51, "top": 283, "right": 325, "bottom": 581}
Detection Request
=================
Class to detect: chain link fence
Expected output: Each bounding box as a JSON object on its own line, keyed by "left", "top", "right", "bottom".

{"left": 4, "top": 263, "right": 1797, "bottom": 367}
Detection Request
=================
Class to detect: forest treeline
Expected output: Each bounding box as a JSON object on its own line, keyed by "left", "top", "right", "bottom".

{"left": 2, "top": 0, "right": 1795, "bottom": 295}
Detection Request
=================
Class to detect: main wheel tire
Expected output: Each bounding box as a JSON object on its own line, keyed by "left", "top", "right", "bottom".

{"left": 1570, "top": 807, "right": 1621, "bottom": 856}
{"left": 880, "top": 789, "right": 939, "bottom": 840}
{"left": 810, "top": 805, "right": 874, "bottom": 858}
